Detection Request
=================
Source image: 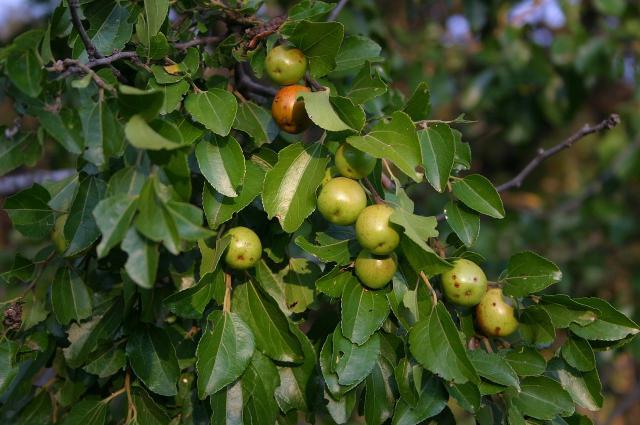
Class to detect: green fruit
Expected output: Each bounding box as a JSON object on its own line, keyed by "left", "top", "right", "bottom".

{"left": 355, "top": 250, "right": 397, "bottom": 289}
{"left": 441, "top": 259, "right": 488, "bottom": 306}
{"left": 266, "top": 45, "right": 307, "bottom": 85}
{"left": 317, "top": 177, "right": 367, "bottom": 225}
{"left": 224, "top": 226, "right": 262, "bottom": 270}
{"left": 355, "top": 204, "right": 400, "bottom": 255}
{"left": 335, "top": 143, "right": 376, "bottom": 179}
{"left": 476, "top": 288, "right": 519, "bottom": 337}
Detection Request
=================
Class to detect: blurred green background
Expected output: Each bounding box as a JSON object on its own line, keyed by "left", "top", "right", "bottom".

{"left": 1, "top": 1, "right": 639, "bottom": 423}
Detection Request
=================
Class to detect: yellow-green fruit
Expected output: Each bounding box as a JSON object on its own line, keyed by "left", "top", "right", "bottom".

{"left": 355, "top": 250, "right": 397, "bottom": 289}
{"left": 335, "top": 143, "right": 376, "bottom": 179}
{"left": 224, "top": 226, "right": 262, "bottom": 270}
{"left": 266, "top": 45, "right": 307, "bottom": 85}
{"left": 52, "top": 214, "right": 68, "bottom": 253}
{"left": 441, "top": 259, "right": 488, "bottom": 306}
{"left": 317, "top": 177, "right": 367, "bottom": 225}
{"left": 476, "top": 288, "right": 519, "bottom": 337}
{"left": 355, "top": 204, "right": 399, "bottom": 255}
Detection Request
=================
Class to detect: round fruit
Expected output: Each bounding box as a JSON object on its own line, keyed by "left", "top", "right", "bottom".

{"left": 266, "top": 45, "right": 307, "bottom": 85}
{"left": 441, "top": 259, "right": 488, "bottom": 307}
{"left": 317, "top": 177, "right": 367, "bottom": 225}
{"left": 224, "top": 226, "right": 262, "bottom": 270}
{"left": 476, "top": 288, "right": 519, "bottom": 337}
{"left": 355, "top": 250, "right": 397, "bottom": 289}
{"left": 355, "top": 204, "right": 400, "bottom": 255}
{"left": 335, "top": 143, "right": 376, "bottom": 179}
{"left": 272, "top": 85, "right": 311, "bottom": 134}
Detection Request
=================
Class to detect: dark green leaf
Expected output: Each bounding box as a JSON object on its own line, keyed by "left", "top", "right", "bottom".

{"left": 390, "top": 208, "right": 438, "bottom": 253}
{"left": 468, "top": 350, "right": 520, "bottom": 390}
{"left": 364, "top": 358, "right": 396, "bottom": 425}
{"left": 332, "top": 327, "right": 380, "bottom": 386}
{"left": 341, "top": 278, "right": 390, "bottom": 345}
{"left": 444, "top": 201, "right": 480, "bottom": 247}
{"left": 333, "top": 35, "right": 382, "bottom": 74}
{"left": 0, "top": 340, "right": 19, "bottom": 394}
{"left": 452, "top": 174, "right": 505, "bottom": 219}
{"left": 93, "top": 195, "right": 137, "bottom": 258}
{"left": 6, "top": 49, "right": 42, "bottom": 97}
{"left": 185, "top": 90, "right": 238, "bottom": 136}
{"left": 0, "top": 133, "right": 42, "bottom": 176}
{"left": 51, "top": 267, "right": 92, "bottom": 325}
{"left": 561, "top": 335, "right": 596, "bottom": 372}
{"left": 548, "top": 359, "right": 603, "bottom": 411}
{"left": 64, "top": 176, "right": 107, "bottom": 256}
{"left": 233, "top": 101, "right": 278, "bottom": 146}
{"left": 82, "top": 347, "right": 126, "bottom": 378}
{"left": 59, "top": 398, "right": 107, "bottom": 425}
{"left": 4, "top": 184, "right": 54, "bottom": 239}
{"left": 503, "top": 347, "right": 547, "bottom": 376}
{"left": 164, "top": 270, "right": 221, "bottom": 318}
{"left": 520, "top": 306, "right": 556, "bottom": 346}
{"left": 507, "top": 376, "right": 575, "bottom": 420}
{"left": 569, "top": 298, "right": 640, "bottom": 341}
{"left": 196, "top": 136, "right": 246, "bottom": 198}
{"left": 288, "top": 20, "right": 344, "bottom": 77}
{"left": 418, "top": 125, "right": 455, "bottom": 192}
{"left": 294, "top": 234, "right": 352, "bottom": 266}
{"left": 392, "top": 376, "right": 448, "bottom": 425}
{"left": 240, "top": 351, "right": 281, "bottom": 425}
{"left": 131, "top": 386, "right": 171, "bottom": 425}
{"left": 502, "top": 251, "right": 562, "bottom": 297}
{"left": 403, "top": 82, "right": 431, "bottom": 121}
{"left": 118, "top": 85, "right": 164, "bottom": 121}
{"left": 347, "top": 62, "right": 387, "bottom": 104}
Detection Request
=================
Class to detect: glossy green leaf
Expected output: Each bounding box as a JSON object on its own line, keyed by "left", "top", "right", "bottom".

{"left": 569, "top": 297, "right": 640, "bottom": 342}
{"left": 347, "top": 62, "right": 387, "bottom": 104}
{"left": 122, "top": 228, "right": 159, "bottom": 289}
{"left": 74, "top": 2, "right": 133, "bottom": 58}
{"left": 233, "top": 101, "right": 279, "bottom": 146}
{"left": 418, "top": 125, "right": 455, "bottom": 192}
{"left": 519, "top": 305, "right": 556, "bottom": 346}
{"left": 333, "top": 327, "right": 380, "bottom": 386}
{"left": 240, "top": 351, "right": 281, "bottom": 424}
{"left": 196, "top": 135, "right": 246, "bottom": 198}
{"left": 118, "top": 85, "right": 164, "bottom": 121}
{"left": 93, "top": 195, "right": 137, "bottom": 258}
{"left": 164, "top": 270, "right": 221, "bottom": 318}
{"left": 125, "top": 115, "right": 186, "bottom": 150}
{"left": 348, "top": 111, "right": 422, "bottom": 182}
{"left": 288, "top": 20, "right": 344, "bottom": 77}
{"left": 4, "top": 184, "right": 54, "bottom": 239}
{"left": 51, "top": 267, "right": 92, "bottom": 325}
{"left": 294, "top": 234, "right": 352, "bottom": 265}
{"left": 6, "top": 49, "right": 42, "bottom": 97}
{"left": 333, "top": 35, "right": 382, "bottom": 74}
{"left": 64, "top": 176, "right": 107, "bottom": 257}
{"left": 452, "top": 174, "right": 505, "bottom": 219}
{"left": 468, "top": 350, "right": 520, "bottom": 390}
{"left": 548, "top": 359, "right": 603, "bottom": 412}
{"left": 59, "top": 398, "right": 107, "bottom": 425}
{"left": 341, "top": 278, "right": 390, "bottom": 345}
{"left": 561, "top": 335, "right": 596, "bottom": 372}
{"left": 82, "top": 347, "right": 126, "bottom": 378}
{"left": 503, "top": 347, "right": 547, "bottom": 376}
{"left": 299, "top": 90, "right": 351, "bottom": 131}
{"left": 502, "top": 251, "right": 562, "bottom": 297}
{"left": 444, "top": 201, "right": 480, "bottom": 247}
{"left": 392, "top": 376, "right": 448, "bottom": 425}
{"left": 131, "top": 386, "right": 171, "bottom": 425}
{"left": 262, "top": 142, "right": 329, "bottom": 233}
{"left": 390, "top": 208, "right": 438, "bottom": 253}
{"left": 126, "top": 326, "right": 180, "bottom": 396}
{"left": 365, "top": 358, "right": 396, "bottom": 425}
{"left": 185, "top": 89, "right": 238, "bottom": 136}
{"left": 403, "top": 82, "right": 431, "bottom": 121}
{"left": 196, "top": 311, "right": 255, "bottom": 398}
{"left": 506, "top": 376, "right": 575, "bottom": 420}
{"left": 0, "top": 133, "right": 42, "bottom": 176}
{"left": 409, "top": 302, "right": 479, "bottom": 384}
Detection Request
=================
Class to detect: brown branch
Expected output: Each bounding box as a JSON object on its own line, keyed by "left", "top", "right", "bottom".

{"left": 68, "top": 0, "right": 101, "bottom": 60}
{"left": 245, "top": 16, "right": 286, "bottom": 50}
{"left": 235, "top": 62, "right": 278, "bottom": 97}
{"left": 495, "top": 114, "right": 620, "bottom": 192}
{"left": 305, "top": 73, "right": 324, "bottom": 91}
{"left": 327, "top": 0, "right": 349, "bottom": 21}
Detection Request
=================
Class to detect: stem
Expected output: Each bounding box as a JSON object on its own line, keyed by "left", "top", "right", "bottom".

{"left": 363, "top": 178, "right": 385, "bottom": 204}
{"left": 174, "top": 36, "right": 224, "bottom": 50}
{"left": 102, "top": 386, "right": 126, "bottom": 404}
{"left": 419, "top": 271, "right": 438, "bottom": 307}
{"left": 223, "top": 273, "right": 232, "bottom": 312}
{"left": 125, "top": 370, "right": 136, "bottom": 423}
{"left": 68, "top": 0, "right": 101, "bottom": 60}
{"left": 327, "top": 0, "right": 349, "bottom": 21}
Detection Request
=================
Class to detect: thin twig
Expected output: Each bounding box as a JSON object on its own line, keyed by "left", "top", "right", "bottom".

{"left": 223, "top": 272, "right": 232, "bottom": 312}
{"left": 235, "top": 62, "right": 278, "bottom": 97}
{"left": 68, "top": 0, "right": 101, "bottom": 60}
{"left": 419, "top": 271, "right": 438, "bottom": 307}
{"left": 495, "top": 114, "right": 621, "bottom": 192}
{"left": 363, "top": 177, "right": 385, "bottom": 204}
{"left": 327, "top": 0, "right": 349, "bottom": 21}
{"left": 174, "top": 36, "right": 224, "bottom": 50}
{"left": 305, "top": 73, "right": 324, "bottom": 91}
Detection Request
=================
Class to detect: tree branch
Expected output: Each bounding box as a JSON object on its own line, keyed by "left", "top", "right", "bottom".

{"left": 235, "top": 62, "right": 278, "bottom": 97}
{"left": 68, "top": 0, "right": 101, "bottom": 60}
{"left": 495, "top": 114, "right": 620, "bottom": 192}
{"left": 327, "top": 0, "right": 349, "bottom": 21}
{"left": 174, "top": 36, "right": 224, "bottom": 50}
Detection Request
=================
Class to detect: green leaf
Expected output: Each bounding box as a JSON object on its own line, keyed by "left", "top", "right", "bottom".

{"left": 64, "top": 176, "right": 107, "bottom": 257}
{"left": 347, "top": 111, "right": 422, "bottom": 182}
{"left": 317, "top": 267, "right": 355, "bottom": 298}
{"left": 149, "top": 79, "right": 189, "bottom": 115}
{"left": 144, "top": 0, "right": 168, "bottom": 37}
{"left": 403, "top": 82, "right": 431, "bottom": 121}
{"left": 82, "top": 347, "right": 126, "bottom": 378}
{"left": 506, "top": 376, "right": 575, "bottom": 420}
{"left": 447, "top": 382, "right": 481, "bottom": 413}
{"left": 74, "top": 2, "right": 133, "bottom": 58}
{"left": 262, "top": 142, "right": 329, "bottom": 233}
{"left": 341, "top": 278, "right": 390, "bottom": 345}
{"left": 0, "top": 133, "right": 42, "bottom": 176}
{"left": 347, "top": 62, "right": 387, "bottom": 104}
{"left": 409, "top": 302, "right": 479, "bottom": 384}
{"left": 122, "top": 228, "right": 158, "bottom": 289}
{"left": 452, "top": 174, "right": 504, "bottom": 218}
{"left": 390, "top": 208, "right": 438, "bottom": 253}
{"left": 283, "top": 258, "right": 320, "bottom": 314}
{"left": 503, "top": 347, "right": 547, "bottom": 377}
{"left": 163, "top": 270, "right": 221, "bottom": 318}
{"left": 418, "top": 124, "right": 455, "bottom": 192}
{"left": 59, "top": 398, "right": 107, "bottom": 425}
{"left": 125, "top": 115, "right": 186, "bottom": 150}
{"left": 561, "top": 335, "right": 596, "bottom": 372}
{"left": 134, "top": 179, "right": 180, "bottom": 253}
{"left": 93, "top": 195, "right": 137, "bottom": 258}
{"left": 519, "top": 306, "right": 556, "bottom": 346}
{"left": 467, "top": 350, "right": 520, "bottom": 390}
{"left": 240, "top": 351, "right": 281, "bottom": 424}
{"left": 63, "top": 300, "right": 124, "bottom": 368}
{"left": 6, "top": 49, "right": 42, "bottom": 97}
{"left": 288, "top": 20, "right": 344, "bottom": 77}
{"left": 131, "top": 386, "right": 172, "bottom": 425}
{"left": 364, "top": 358, "right": 396, "bottom": 425}
{"left": 333, "top": 35, "right": 382, "bottom": 74}
{"left": 126, "top": 326, "right": 180, "bottom": 396}
{"left": 34, "top": 108, "right": 84, "bottom": 154}
{"left": 51, "top": 267, "right": 92, "bottom": 325}
{"left": 202, "top": 161, "right": 265, "bottom": 229}
{"left": 233, "top": 278, "right": 304, "bottom": 363}
{"left": 196, "top": 311, "right": 255, "bottom": 398}
{"left": 299, "top": 90, "right": 352, "bottom": 132}
{"left": 185, "top": 89, "right": 238, "bottom": 136}
{"left": 4, "top": 184, "right": 54, "bottom": 239}
{"left": 548, "top": 359, "right": 603, "bottom": 412}
{"left": 539, "top": 295, "right": 599, "bottom": 328}
{"left": 15, "top": 392, "right": 52, "bottom": 425}
{"left": 400, "top": 237, "right": 452, "bottom": 277}
{"left": 233, "top": 101, "right": 279, "bottom": 146}
{"left": 502, "top": 251, "right": 562, "bottom": 297}
{"left": 210, "top": 380, "right": 244, "bottom": 425}
{"left": 0, "top": 340, "right": 19, "bottom": 394}
{"left": 287, "top": 0, "right": 335, "bottom": 21}
{"left": 392, "top": 376, "right": 448, "bottom": 425}
{"left": 118, "top": 85, "right": 164, "bottom": 121}
{"left": 196, "top": 136, "right": 246, "bottom": 198}
{"left": 444, "top": 201, "right": 480, "bottom": 247}
{"left": 254, "top": 260, "right": 290, "bottom": 314}
{"left": 330, "top": 96, "right": 366, "bottom": 131}
{"left": 569, "top": 298, "right": 640, "bottom": 341}
{"left": 319, "top": 336, "right": 358, "bottom": 399}
{"left": 294, "top": 234, "right": 352, "bottom": 266}
{"left": 332, "top": 327, "right": 380, "bottom": 386}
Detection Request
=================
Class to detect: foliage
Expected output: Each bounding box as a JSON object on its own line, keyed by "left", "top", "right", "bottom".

{"left": 0, "top": 1, "right": 639, "bottom": 424}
